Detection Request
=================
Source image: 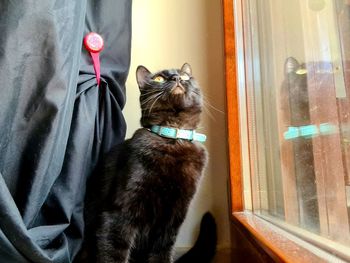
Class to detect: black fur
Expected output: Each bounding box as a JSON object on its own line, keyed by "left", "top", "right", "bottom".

{"left": 76, "top": 63, "right": 216, "bottom": 263}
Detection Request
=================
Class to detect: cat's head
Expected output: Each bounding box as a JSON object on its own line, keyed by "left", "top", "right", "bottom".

{"left": 284, "top": 57, "right": 308, "bottom": 97}
{"left": 136, "top": 63, "right": 203, "bottom": 129}
{"left": 282, "top": 57, "right": 310, "bottom": 123}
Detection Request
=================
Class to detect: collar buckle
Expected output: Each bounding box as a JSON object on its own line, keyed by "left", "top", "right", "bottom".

{"left": 156, "top": 126, "right": 179, "bottom": 139}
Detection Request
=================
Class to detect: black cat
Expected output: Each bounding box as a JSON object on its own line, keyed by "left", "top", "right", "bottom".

{"left": 76, "top": 63, "right": 216, "bottom": 263}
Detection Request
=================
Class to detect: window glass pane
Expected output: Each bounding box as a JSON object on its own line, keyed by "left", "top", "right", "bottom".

{"left": 242, "top": 0, "right": 350, "bottom": 247}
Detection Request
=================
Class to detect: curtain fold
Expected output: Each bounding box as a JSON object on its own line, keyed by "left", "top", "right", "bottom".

{"left": 0, "top": 1, "right": 131, "bottom": 262}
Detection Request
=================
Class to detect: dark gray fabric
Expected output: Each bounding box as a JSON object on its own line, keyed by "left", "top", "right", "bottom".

{"left": 0, "top": 1, "right": 132, "bottom": 262}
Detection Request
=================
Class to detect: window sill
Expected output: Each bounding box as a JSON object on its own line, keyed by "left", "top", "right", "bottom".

{"left": 231, "top": 212, "right": 344, "bottom": 263}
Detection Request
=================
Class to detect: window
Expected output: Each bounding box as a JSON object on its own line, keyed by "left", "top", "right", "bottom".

{"left": 233, "top": 0, "right": 350, "bottom": 259}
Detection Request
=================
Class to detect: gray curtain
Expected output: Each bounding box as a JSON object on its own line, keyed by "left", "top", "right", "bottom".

{"left": 0, "top": 0, "right": 132, "bottom": 262}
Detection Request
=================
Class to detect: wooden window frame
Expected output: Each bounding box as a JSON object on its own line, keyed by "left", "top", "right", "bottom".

{"left": 223, "top": 0, "right": 350, "bottom": 262}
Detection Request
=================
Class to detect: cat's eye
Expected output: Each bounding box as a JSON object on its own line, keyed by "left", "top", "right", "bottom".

{"left": 296, "top": 68, "right": 307, "bottom": 75}
{"left": 180, "top": 74, "right": 190, "bottom": 81}
{"left": 153, "top": 76, "right": 165, "bottom": 83}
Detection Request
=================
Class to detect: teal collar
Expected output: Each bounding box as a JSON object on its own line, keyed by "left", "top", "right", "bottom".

{"left": 150, "top": 125, "right": 207, "bottom": 143}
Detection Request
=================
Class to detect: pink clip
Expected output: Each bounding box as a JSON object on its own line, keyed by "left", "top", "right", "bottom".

{"left": 84, "top": 32, "right": 104, "bottom": 86}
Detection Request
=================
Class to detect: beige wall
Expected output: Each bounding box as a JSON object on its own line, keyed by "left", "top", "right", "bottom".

{"left": 124, "top": 0, "right": 230, "bottom": 249}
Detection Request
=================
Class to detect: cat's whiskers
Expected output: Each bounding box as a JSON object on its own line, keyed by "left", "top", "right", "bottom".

{"left": 202, "top": 100, "right": 224, "bottom": 121}
{"left": 202, "top": 103, "right": 216, "bottom": 121}
{"left": 147, "top": 92, "right": 164, "bottom": 116}
{"left": 141, "top": 89, "right": 163, "bottom": 97}
{"left": 203, "top": 98, "right": 224, "bottom": 114}
{"left": 141, "top": 91, "right": 163, "bottom": 106}
{"left": 141, "top": 89, "right": 165, "bottom": 116}
{"left": 192, "top": 90, "right": 224, "bottom": 121}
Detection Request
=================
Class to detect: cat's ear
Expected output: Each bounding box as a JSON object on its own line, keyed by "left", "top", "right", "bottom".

{"left": 285, "top": 57, "right": 300, "bottom": 75}
{"left": 136, "top": 65, "right": 151, "bottom": 88}
{"left": 181, "top": 63, "right": 192, "bottom": 76}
